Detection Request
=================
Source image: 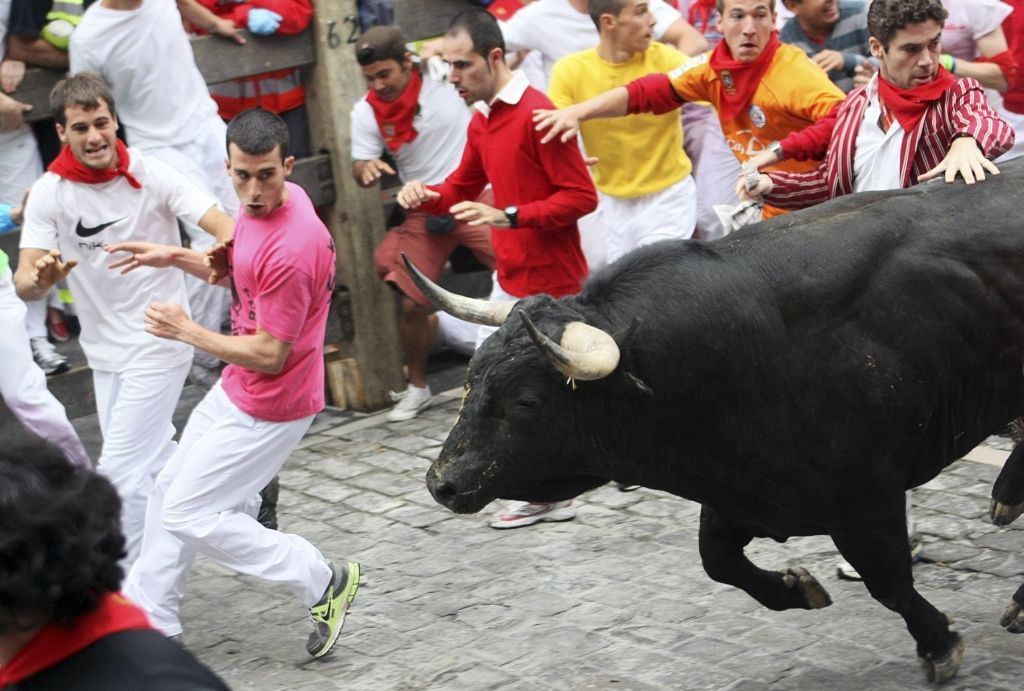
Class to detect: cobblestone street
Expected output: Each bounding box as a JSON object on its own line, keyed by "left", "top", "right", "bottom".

{"left": 93, "top": 389, "right": 1024, "bottom": 691}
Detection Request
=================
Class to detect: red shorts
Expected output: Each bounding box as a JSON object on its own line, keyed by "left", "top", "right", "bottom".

{"left": 375, "top": 190, "right": 496, "bottom": 306}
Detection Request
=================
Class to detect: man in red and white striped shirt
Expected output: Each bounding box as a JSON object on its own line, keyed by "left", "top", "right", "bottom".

{"left": 741, "top": 0, "right": 1014, "bottom": 209}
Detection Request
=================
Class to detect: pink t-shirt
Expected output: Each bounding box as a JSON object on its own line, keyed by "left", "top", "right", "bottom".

{"left": 220, "top": 182, "right": 336, "bottom": 421}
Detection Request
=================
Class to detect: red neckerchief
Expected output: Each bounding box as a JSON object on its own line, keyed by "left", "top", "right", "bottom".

{"left": 687, "top": 0, "right": 717, "bottom": 34}
{"left": 709, "top": 32, "right": 782, "bottom": 121}
{"left": 367, "top": 68, "right": 422, "bottom": 153}
{"left": 876, "top": 67, "right": 956, "bottom": 133}
{"left": 0, "top": 592, "right": 152, "bottom": 686}
{"left": 47, "top": 139, "right": 142, "bottom": 189}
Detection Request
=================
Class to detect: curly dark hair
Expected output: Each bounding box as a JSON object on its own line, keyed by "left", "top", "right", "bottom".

{"left": 0, "top": 432, "right": 125, "bottom": 635}
{"left": 867, "top": 0, "right": 948, "bottom": 50}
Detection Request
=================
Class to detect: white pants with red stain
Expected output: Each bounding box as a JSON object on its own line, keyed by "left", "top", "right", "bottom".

{"left": 0, "top": 269, "right": 90, "bottom": 468}
{"left": 125, "top": 382, "right": 332, "bottom": 636}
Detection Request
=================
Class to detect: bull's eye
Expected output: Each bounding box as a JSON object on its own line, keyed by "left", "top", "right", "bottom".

{"left": 515, "top": 397, "right": 538, "bottom": 409}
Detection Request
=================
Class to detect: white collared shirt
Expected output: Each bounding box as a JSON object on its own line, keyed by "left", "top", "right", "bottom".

{"left": 474, "top": 70, "right": 530, "bottom": 118}
{"left": 853, "top": 74, "right": 904, "bottom": 193}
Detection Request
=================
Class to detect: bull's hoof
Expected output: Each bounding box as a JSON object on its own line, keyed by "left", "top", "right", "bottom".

{"left": 999, "top": 598, "right": 1024, "bottom": 633}
{"left": 989, "top": 498, "right": 1024, "bottom": 526}
{"left": 918, "top": 633, "right": 964, "bottom": 684}
{"left": 782, "top": 566, "right": 833, "bottom": 609}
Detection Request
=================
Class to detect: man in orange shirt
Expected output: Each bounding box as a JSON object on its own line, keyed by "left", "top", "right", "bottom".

{"left": 535, "top": 0, "right": 844, "bottom": 218}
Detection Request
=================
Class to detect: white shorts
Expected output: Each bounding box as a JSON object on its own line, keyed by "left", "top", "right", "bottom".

{"left": 597, "top": 175, "right": 697, "bottom": 263}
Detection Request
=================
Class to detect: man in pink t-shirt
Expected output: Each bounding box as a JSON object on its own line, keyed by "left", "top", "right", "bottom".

{"left": 108, "top": 109, "right": 360, "bottom": 659}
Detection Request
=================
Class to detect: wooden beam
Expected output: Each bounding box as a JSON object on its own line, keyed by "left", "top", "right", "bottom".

{"left": 192, "top": 28, "right": 317, "bottom": 84}
{"left": 290, "top": 154, "right": 336, "bottom": 207}
{"left": 11, "top": 67, "right": 60, "bottom": 124}
{"left": 304, "top": 0, "right": 405, "bottom": 412}
{"left": 394, "top": 0, "right": 479, "bottom": 39}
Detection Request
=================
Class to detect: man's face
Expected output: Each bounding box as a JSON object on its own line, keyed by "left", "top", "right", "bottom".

{"left": 872, "top": 19, "right": 942, "bottom": 89}
{"left": 786, "top": 0, "right": 840, "bottom": 31}
{"left": 442, "top": 30, "right": 498, "bottom": 105}
{"left": 55, "top": 101, "right": 118, "bottom": 170}
{"left": 606, "top": 1, "right": 656, "bottom": 54}
{"left": 227, "top": 143, "right": 295, "bottom": 218}
{"left": 717, "top": 0, "right": 777, "bottom": 62}
{"left": 361, "top": 56, "right": 414, "bottom": 102}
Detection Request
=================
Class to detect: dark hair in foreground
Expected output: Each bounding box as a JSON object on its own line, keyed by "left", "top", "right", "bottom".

{"left": 446, "top": 8, "right": 505, "bottom": 59}
{"left": 589, "top": 0, "right": 628, "bottom": 30}
{"left": 49, "top": 71, "right": 117, "bottom": 126}
{"left": 867, "top": 0, "right": 947, "bottom": 49}
{"left": 0, "top": 433, "right": 125, "bottom": 634}
{"left": 226, "top": 108, "right": 290, "bottom": 161}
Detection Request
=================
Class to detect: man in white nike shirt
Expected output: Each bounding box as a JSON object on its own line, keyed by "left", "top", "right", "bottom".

{"left": 14, "top": 72, "right": 234, "bottom": 568}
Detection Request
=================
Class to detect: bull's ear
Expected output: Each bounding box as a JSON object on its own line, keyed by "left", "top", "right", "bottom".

{"left": 520, "top": 313, "right": 620, "bottom": 381}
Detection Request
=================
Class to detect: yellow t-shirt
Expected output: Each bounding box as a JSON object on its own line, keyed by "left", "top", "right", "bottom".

{"left": 549, "top": 42, "right": 693, "bottom": 199}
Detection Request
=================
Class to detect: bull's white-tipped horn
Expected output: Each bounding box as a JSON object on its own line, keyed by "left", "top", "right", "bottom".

{"left": 521, "top": 313, "right": 620, "bottom": 381}
{"left": 401, "top": 253, "right": 514, "bottom": 326}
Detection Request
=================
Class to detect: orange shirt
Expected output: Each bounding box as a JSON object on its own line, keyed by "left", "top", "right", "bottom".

{"left": 668, "top": 44, "right": 845, "bottom": 217}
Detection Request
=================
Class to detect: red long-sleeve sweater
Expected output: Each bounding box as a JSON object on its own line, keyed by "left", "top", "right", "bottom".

{"left": 423, "top": 86, "right": 596, "bottom": 299}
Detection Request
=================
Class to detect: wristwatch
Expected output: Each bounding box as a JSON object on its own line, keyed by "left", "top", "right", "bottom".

{"left": 504, "top": 205, "right": 519, "bottom": 228}
{"left": 769, "top": 141, "right": 784, "bottom": 162}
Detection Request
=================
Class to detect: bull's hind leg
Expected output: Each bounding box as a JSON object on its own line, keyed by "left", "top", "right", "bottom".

{"left": 990, "top": 440, "right": 1024, "bottom": 526}
{"left": 831, "top": 523, "right": 962, "bottom": 683}
{"left": 698, "top": 506, "right": 832, "bottom": 611}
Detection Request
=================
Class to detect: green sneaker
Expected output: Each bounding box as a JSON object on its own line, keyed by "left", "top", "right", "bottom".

{"left": 306, "top": 560, "right": 360, "bottom": 658}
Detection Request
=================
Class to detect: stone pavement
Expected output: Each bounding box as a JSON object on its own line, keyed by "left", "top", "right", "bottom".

{"left": 101, "top": 388, "right": 1020, "bottom": 691}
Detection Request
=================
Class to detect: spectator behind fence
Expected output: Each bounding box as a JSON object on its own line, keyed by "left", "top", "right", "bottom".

{"left": 193, "top": 0, "right": 314, "bottom": 158}
{"left": 0, "top": 429, "right": 229, "bottom": 691}
{"left": 779, "top": 0, "right": 871, "bottom": 92}
{"left": 351, "top": 25, "right": 495, "bottom": 423}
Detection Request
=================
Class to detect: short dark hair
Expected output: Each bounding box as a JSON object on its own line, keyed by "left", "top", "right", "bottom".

{"left": 49, "top": 71, "right": 117, "bottom": 126}
{"left": 717, "top": 0, "right": 776, "bottom": 12}
{"left": 0, "top": 431, "right": 125, "bottom": 634}
{"left": 867, "top": 0, "right": 947, "bottom": 49}
{"left": 226, "top": 108, "right": 290, "bottom": 160}
{"left": 446, "top": 8, "right": 505, "bottom": 59}
{"left": 355, "top": 25, "right": 408, "bottom": 66}
{"left": 589, "top": 0, "right": 628, "bottom": 31}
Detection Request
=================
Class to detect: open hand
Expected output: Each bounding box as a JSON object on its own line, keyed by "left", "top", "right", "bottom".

{"left": 144, "top": 302, "right": 194, "bottom": 342}
{"left": 450, "top": 201, "right": 507, "bottom": 228}
{"left": 918, "top": 137, "right": 999, "bottom": 185}
{"left": 106, "top": 241, "right": 177, "bottom": 274}
{"left": 31, "top": 249, "right": 77, "bottom": 289}
{"left": 205, "top": 240, "right": 233, "bottom": 284}
{"left": 533, "top": 106, "right": 581, "bottom": 144}
{"left": 396, "top": 181, "right": 441, "bottom": 209}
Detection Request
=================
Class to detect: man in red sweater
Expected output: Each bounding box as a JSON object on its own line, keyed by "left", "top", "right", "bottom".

{"left": 397, "top": 8, "right": 597, "bottom": 529}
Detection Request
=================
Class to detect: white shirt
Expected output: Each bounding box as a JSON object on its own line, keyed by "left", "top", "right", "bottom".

{"left": 853, "top": 75, "right": 904, "bottom": 193}
{"left": 500, "top": 0, "right": 682, "bottom": 88}
{"left": 350, "top": 76, "right": 471, "bottom": 185}
{"left": 476, "top": 70, "right": 530, "bottom": 118}
{"left": 70, "top": 0, "right": 221, "bottom": 152}
{"left": 20, "top": 149, "right": 217, "bottom": 371}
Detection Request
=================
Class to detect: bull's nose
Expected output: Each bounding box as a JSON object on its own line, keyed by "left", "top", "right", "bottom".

{"left": 433, "top": 481, "right": 457, "bottom": 501}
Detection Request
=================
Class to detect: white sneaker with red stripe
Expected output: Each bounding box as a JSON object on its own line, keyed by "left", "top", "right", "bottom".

{"left": 489, "top": 500, "right": 575, "bottom": 529}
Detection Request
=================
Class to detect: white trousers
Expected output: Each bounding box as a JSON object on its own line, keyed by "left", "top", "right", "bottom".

{"left": 597, "top": 175, "right": 698, "bottom": 264}
{"left": 125, "top": 383, "right": 331, "bottom": 635}
{"left": 93, "top": 361, "right": 190, "bottom": 567}
{"left": 0, "top": 270, "right": 89, "bottom": 467}
{"left": 474, "top": 276, "right": 521, "bottom": 350}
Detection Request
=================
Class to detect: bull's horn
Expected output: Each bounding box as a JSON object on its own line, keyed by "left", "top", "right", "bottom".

{"left": 401, "top": 253, "right": 514, "bottom": 326}
{"left": 521, "top": 313, "right": 620, "bottom": 381}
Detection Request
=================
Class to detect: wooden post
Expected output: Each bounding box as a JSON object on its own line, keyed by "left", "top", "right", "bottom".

{"left": 304, "top": 0, "right": 405, "bottom": 411}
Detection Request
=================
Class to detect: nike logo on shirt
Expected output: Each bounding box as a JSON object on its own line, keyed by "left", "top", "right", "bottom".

{"left": 75, "top": 217, "right": 127, "bottom": 237}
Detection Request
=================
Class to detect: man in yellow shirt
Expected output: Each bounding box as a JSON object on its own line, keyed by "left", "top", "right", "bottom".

{"left": 549, "top": 0, "right": 697, "bottom": 260}
{"left": 536, "top": 0, "right": 845, "bottom": 218}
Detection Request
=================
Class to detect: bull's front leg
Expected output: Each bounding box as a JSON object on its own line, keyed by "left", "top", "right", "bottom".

{"left": 990, "top": 438, "right": 1024, "bottom": 526}
{"left": 831, "top": 521, "right": 962, "bottom": 683}
{"left": 697, "top": 506, "right": 832, "bottom": 611}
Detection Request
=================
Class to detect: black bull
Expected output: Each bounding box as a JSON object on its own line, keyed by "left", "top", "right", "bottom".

{"left": 407, "top": 157, "right": 1024, "bottom": 683}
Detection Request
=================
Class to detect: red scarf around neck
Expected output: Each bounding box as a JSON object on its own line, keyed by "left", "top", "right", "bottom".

{"left": 47, "top": 138, "right": 142, "bottom": 189}
{"left": 0, "top": 592, "right": 152, "bottom": 686}
{"left": 876, "top": 67, "right": 956, "bottom": 133}
{"left": 367, "top": 68, "right": 423, "bottom": 153}
{"left": 709, "top": 32, "right": 782, "bottom": 122}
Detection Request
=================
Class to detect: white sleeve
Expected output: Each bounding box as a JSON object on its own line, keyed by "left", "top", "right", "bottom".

{"left": 649, "top": 0, "right": 683, "bottom": 40}
{"left": 144, "top": 156, "right": 219, "bottom": 227}
{"left": 499, "top": 9, "right": 542, "bottom": 53}
{"left": 964, "top": 0, "right": 1012, "bottom": 40}
{"left": 19, "top": 177, "right": 60, "bottom": 253}
{"left": 350, "top": 99, "right": 385, "bottom": 161}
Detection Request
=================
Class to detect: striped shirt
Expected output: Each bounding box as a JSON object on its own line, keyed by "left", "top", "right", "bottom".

{"left": 764, "top": 76, "right": 1016, "bottom": 210}
{"left": 780, "top": 0, "right": 870, "bottom": 93}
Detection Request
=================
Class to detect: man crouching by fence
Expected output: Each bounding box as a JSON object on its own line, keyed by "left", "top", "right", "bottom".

{"left": 107, "top": 108, "right": 360, "bottom": 658}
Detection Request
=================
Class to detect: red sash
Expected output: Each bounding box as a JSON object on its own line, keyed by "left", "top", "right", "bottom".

{"left": 367, "top": 68, "right": 422, "bottom": 153}
{"left": 877, "top": 67, "right": 956, "bottom": 133}
{"left": 709, "top": 32, "right": 782, "bottom": 122}
{"left": 0, "top": 593, "right": 152, "bottom": 686}
{"left": 47, "top": 139, "right": 142, "bottom": 189}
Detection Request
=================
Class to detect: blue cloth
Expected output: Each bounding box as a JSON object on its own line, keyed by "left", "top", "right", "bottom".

{"left": 780, "top": 0, "right": 871, "bottom": 93}
{"left": 359, "top": 0, "right": 394, "bottom": 31}
{"left": 0, "top": 204, "right": 17, "bottom": 235}
{"left": 247, "top": 8, "right": 283, "bottom": 35}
